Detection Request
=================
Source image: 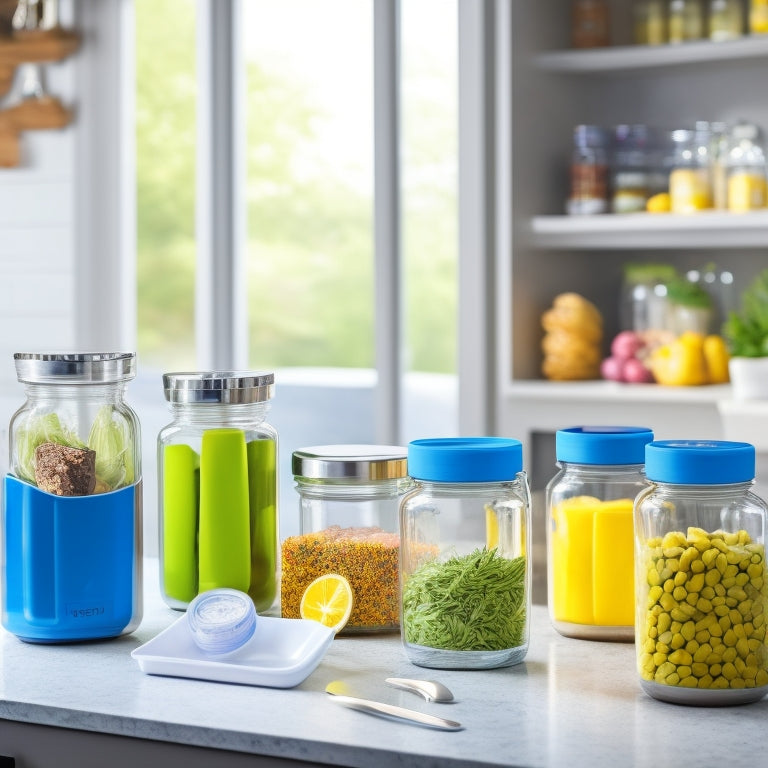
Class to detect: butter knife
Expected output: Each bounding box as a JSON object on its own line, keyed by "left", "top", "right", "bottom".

{"left": 325, "top": 682, "right": 462, "bottom": 731}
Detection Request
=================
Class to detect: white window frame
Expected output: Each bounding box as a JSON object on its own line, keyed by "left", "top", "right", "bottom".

{"left": 75, "top": 0, "right": 497, "bottom": 443}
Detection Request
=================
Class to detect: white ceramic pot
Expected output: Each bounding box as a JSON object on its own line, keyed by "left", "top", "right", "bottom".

{"left": 728, "top": 357, "right": 768, "bottom": 400}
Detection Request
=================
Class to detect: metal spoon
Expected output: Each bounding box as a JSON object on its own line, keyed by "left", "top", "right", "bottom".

{"left": 385, "top": 677, "right": 455, "bottom": 703}
{"left": 325, "top": 682, "right": 462, "bottom": 731}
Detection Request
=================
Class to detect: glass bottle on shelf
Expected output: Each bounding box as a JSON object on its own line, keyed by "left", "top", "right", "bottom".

{"left": 708, "top": 0, "right": 745, "bottom": 40}
{"left": 751, "top": 0, "right": 768, "bottom": 32}
{"left": 620, "top": 262, "right": 678, "bottom": 332}
{"left": 611, "top": 124, "right": 651, "bottom": 213}
{"left": 685, "top": 263, "right": 736, "bottom": 332}
{"left": 634, "top": 0, "right": 668, "bottom": 44}
{"left": 726, "top": 121, "right": 768, "bottom": 212}
{"left": 709, "top": 121, "right": 730, "bottom": 210}
{"left": 668, "top": 0, "right": 705, "bottom": 41}
{"left": 571, "top": 0, "right": 611, "bottom": 48}
{"left": 566, "top": 124, "right": 609, "bottom": 215}
{"left": 669, "top": 123, "right": 713, "bottom": 213}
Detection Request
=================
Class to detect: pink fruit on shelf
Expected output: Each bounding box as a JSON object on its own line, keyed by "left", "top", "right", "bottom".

{"left": 621, "top": 357, "right": 655, "bottom": 384}
{"left": 610, "top": 330, "right": 645, "bottom": 360}
{"left": 600, "top": 356, "right": 625, "bottom": 382}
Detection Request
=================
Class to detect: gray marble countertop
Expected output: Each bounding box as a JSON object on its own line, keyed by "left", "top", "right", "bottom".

{"left": 0, "top": 559, "right": 766, "bottom": 767}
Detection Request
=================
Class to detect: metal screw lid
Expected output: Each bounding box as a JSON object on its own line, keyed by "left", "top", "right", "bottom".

{"left": 292, "top": 445, "right": 408, "bottom": 481}
{"left": 14, "top": 352, "right": 136, "bottom": 384}
{"left": 163, "top": 371, "right": 275, "bottom": 404}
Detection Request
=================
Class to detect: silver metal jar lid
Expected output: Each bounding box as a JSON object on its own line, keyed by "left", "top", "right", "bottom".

{"left": 163, "top": 371, "right": 275, "bottom": 404}
{"left": 292, "top": 445, "right": 408, "bottom": 480}
{"left": 14, "top": 352, "right": 136, "bottom": 384}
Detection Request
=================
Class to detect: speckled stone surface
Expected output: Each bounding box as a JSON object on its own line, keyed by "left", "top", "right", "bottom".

{"left": 0, "top": 559, "right": 766, "bottom": 767}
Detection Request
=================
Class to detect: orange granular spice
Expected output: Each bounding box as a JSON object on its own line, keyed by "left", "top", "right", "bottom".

{"left": 281, "top": 525, "right": 400, "bottom": 633}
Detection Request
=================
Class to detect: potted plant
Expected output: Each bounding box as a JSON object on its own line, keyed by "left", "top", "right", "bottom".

{"left": 722, "top": 268, "right": 768, "bottom": 400}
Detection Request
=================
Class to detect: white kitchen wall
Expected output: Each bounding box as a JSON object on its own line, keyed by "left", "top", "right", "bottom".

{"left": 0, "top": 2, "right": 80, "bottom": 480}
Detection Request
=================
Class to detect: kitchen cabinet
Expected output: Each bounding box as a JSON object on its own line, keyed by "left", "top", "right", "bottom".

{"left": 495, "top": 0, "right": 768, "bottom": 480}
{"left": 493, "top": 2, "right": 768, "bottom": 599}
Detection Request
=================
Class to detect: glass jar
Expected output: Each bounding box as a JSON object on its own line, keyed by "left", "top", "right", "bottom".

{"left": 281, "top": 444, "right": 410, "bottom": 634}
{"left": 709, "top": 0, "right": 745, "bottom": 39}
{"left": 620, "top": 262, "right": 677, "bottom": 333}
{"left": 567, "top": 124, "right": 609, "bottom": 215}
{"left": 751, "top": 0, "right": 768, "bottom": 32}
{"left": 611, "top": 124, "right": 652, "bottom": 214}
{"left": 634, "top": 0, "right": 668, "bottom": 44}
{"left": 726, "top": 121, "right": 767, "bottom": 212}
{"left": 668, "top": 0, "right": 705, "bottom": 41}
{"left": 571, "top": 0, "right": 611, "bottom": 48}
{"left": 158, "top": 371, "right": 278, "bottom": 613}
{"left": 3, "top": 352, "right": 142, "bottom": 642}
{"left": 546, "top": 426, "right": 653, "bottom": 641}
{"left": 669, "top": 125, "right": 713, "bottom": 213}
{"left": 636, "top": 440, "right": 768, "bottom": 706}
{"left": 399, "top": 437, "right": 531, "bottom": 670}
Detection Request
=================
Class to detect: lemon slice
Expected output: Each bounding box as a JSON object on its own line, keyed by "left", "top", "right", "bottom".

{"left": 300, "top": 573, "right": 353, "bottom": 634}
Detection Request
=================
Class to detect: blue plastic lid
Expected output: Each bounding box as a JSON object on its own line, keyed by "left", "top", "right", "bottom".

{"left": 556, "top": 426, "right": 654, "bottom": 465}
{"left": 645, "top": 440, "right": 756, "bottom": 485}
{"left": 187, "top": 588, "right": 257, "bottom": 655}
{"left": 407, "top": 437, "right": 523, "bottom": 483}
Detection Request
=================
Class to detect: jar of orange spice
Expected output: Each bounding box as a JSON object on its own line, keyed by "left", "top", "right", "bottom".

{"left": 281, "top": 445, "right": 411, "bottom": 634}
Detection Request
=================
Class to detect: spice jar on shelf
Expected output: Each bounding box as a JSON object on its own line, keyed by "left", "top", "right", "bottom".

{"left": 158, "top": 371, "right": 278, "bottom": 613}
{"left": 546, "top": 426, "right": 653, "bottom": 642}
{"left": 399, "top": 438, "right": 531, "bottom": 669}
{"left": 3, "top": 352, "right": 142, "bottom": 642}
{"left": 633, "top": 0, "right": 668, "bottom": 44}
{"left": 669, "top": 124, "right": 713, "bottom": 213}
{"left": 281, "top": 445, "right": 410, "bottom": 634}
{"left": 726, "top": 121, "right": 767, "bottom": 212}
{"left": 571, "top": 0, "right": 611, "bottom": 48}
{"left": 567, "top": 124, "right": 609, "bottom": 215}
{"left": 708, "top": 0, "right": 745, "bottom": 39}
{"left": 668, "top": 0, "right": 705, "bottom": 41}
{"left": 636, "top": 440, "right": 768, "bottom": 706}
{"left": 611, "top": 124, "right": 653, "bottom": 213}
{"left": 751, "top": 0, "right": 768, "bottom": 32}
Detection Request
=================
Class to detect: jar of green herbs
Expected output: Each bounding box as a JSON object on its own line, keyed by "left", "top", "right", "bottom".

{"left": 399, "top": 437, "right": 532, "bottom": 669}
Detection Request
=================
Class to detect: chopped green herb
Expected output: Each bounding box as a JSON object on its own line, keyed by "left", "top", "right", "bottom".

{"left": 402, "top": 548, "right": 527, "bottom": 652}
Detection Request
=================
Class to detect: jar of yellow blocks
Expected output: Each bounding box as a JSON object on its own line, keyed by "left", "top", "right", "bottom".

{"left": 636, "top": 440, "right": 768, "bottom": 705}
{"left": 546, "top": 426, "right": 653, "bottom": 641}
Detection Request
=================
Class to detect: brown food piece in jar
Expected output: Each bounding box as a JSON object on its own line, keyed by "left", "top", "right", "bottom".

{"left": 34, "top": 442, "right": 96, "bottom": 496}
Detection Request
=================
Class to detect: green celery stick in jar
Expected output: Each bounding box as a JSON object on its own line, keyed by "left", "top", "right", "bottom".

{"left": 198, "top": 429, "right": 251, "bottom": 593}
{"left": 162, "top": 443, "right": 200, "bottom": 603}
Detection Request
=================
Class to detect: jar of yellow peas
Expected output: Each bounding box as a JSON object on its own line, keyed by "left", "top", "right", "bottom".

{"left": 636, "top": 440, "right": 768, "bottom": 706}
{"left": 546, "top": 426, "right": 653, "bottom": 642}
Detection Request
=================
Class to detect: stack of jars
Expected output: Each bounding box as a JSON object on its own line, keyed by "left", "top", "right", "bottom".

{"left": 567, "top": 119, "right": 768, "bottom": 215}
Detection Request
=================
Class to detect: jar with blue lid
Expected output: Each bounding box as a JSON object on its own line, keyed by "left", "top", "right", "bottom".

{"left": 635, "top": 440, "right": 768, "bottom": 706}
{"left": 546, "top": 426, "right": 653, "bottom": 642}
{"left": 399, "top": 437, "right": 531, "bottom": 669}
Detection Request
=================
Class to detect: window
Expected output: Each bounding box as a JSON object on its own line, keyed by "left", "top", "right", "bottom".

{"left": 135, "top": 0, "right": 458, "bottom": 546}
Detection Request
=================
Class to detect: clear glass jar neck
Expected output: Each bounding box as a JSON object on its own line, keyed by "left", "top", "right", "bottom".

{"left": 649, "top": 480, "right": 755, "bottom": 497}
{"left": 23, "top": 381, "right": 127, "bottom": 404}
{"left": 558, "top": 461, "right": 646, "bottom": 476}
{"left": 167, "top": 400, "right": 271, "bottom": 427}
{"left": 414, "top": 477, "right": 526, "bottom": 497}
{"left": 295, "top": 476, "right": 409, "bottom": 500}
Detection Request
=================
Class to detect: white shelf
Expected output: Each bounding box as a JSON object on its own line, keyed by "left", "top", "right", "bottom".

{"left": 529, "top": 211, "right": 768, "bottom": 249}
{"left": 503, "top": 379, "right": 732, "bottom": 403}
{"left": 534, "top": 35, "right": 768, "bottom": 74}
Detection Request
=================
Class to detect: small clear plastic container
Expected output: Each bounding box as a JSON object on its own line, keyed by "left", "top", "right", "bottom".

{"left": 636, "top": 440, "right": 768, "bottom": 706}
{"left": 187, "top": 588, "right": 258, "bottom": 656}
{"left": 399, "top": 437, "right": 531, "bottom": 670}
{"left": 546, "top": 426, "right": 653, "bottom": 641}
{"left": 281, "top": 445, "right": 410, "bottom": 634}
